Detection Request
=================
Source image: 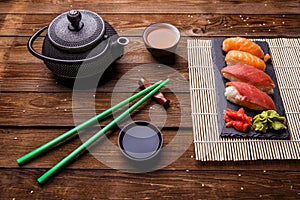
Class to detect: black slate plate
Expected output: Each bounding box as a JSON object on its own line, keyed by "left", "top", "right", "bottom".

{"left": 212, "top": 38, "right": 290, "bottom": 139}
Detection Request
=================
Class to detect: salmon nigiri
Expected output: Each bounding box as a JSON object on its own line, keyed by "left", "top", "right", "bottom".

{"left": 222, "top": 37, "right": 270, "bottom": 62}
{"left": 225, "top": 50, "right": 266, "bottom": 71}
{"left": 221, "top": 64, "right": 275, "bottom": 94}
{"left": 224, "top": 82, "right": 276, "bottom": 111}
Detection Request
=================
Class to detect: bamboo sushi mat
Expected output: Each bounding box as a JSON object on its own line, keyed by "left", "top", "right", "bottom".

{"left": 187, "top": 38, "right": 300, "bottom": 161}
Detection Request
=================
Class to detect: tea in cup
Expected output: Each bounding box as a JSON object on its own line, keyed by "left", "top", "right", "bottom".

{"left": 143, "top": 23, "right": 180, "bottom": 57}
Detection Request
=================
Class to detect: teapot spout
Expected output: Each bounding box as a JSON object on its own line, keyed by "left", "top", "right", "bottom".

{"left": 111, "top": 36, "right": 129, "bottom": 59}
{"left": 117, "top": 37, "right": 129, "bottom": 46}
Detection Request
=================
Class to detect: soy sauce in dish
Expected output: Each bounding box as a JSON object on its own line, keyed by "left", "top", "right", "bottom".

{"left": 119, "top": 122, "right": 162, "bottom": 161}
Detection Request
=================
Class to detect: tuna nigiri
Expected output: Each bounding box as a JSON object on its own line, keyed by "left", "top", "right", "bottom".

{"left": 224, "top": 82, "right": 276, "bottom": 111}
{"left": 225, "top": 50, "right": 266, "bottom": 71}
{"left": 221, "top": 64, "right": 275, "bottom": 94}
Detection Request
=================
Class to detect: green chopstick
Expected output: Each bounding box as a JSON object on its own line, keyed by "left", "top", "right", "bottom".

{"left": 17, "top": 80, "right": 163, "bottom": 166}
{"left": 37, "top": 79, "right": 169, "bottom": 184}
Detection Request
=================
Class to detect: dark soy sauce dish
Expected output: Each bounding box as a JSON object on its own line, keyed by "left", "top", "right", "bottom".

{"left": 118, "top": 121, "right": 163, "bottom": 161}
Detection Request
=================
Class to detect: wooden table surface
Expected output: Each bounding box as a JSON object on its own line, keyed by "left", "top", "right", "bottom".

{"left": 1, "top": 0, "right": 300, "bottom": 199}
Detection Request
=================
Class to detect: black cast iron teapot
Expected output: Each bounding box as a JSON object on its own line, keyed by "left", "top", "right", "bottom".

{"left": 28, "top": 10, "right": 129, "bottom": 79}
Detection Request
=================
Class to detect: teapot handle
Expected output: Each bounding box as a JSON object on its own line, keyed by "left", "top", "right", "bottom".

{"left": 27, "top": 26, "right": 128, "bottom": 64}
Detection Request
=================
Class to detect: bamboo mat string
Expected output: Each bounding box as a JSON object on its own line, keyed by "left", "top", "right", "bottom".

{"left": 188, "top": 38, "right": 300, "bottom": 161}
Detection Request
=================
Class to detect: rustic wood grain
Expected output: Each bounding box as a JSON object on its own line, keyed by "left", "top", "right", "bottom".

{"left": 0, "top": 37, "right": 186, "bottom": 64}
{"left": 0, "top": 62, "right": 190, "bottom": 92}
{"left": 1, "top": 0, "right": 300, "bottom": 199}
{"left": 1, "top": 127, "right": 193, "bottom": 169}
{"left": 0, "top": 92, "right": 192, "bottom": 127}
{"left": 0, "top": 62, "right": 190, "bottom": 93}
{"left": 1, "top": 169, "right": 300, "bottom": 199}
{"left": 0, "top": 14, "right": 299, "bottom": 37}
{"left": 1, "top": 0, "right": 300, "bottom": 14}
{"left": 0, "top": 36, "right": 190, "bottom": 91}
{"left": 2, "top": 127, "right": 300, "bottom": 171}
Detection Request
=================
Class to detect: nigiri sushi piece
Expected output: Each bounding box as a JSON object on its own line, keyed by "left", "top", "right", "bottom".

{"left": 225, "top": 82, "right": 276, "bottom": 111}
{"left": 225, "top": 50, "right": 266, "bottom": 71}
{"left": 221, "top": 64, "right": 275, "bottom": 94}
{"left": 222, "top": 37, "right": 270, "bottom": 61}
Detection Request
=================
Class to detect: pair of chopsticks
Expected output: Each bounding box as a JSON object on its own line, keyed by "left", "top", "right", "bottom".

{"left": 17, "top": 79, "right": 170, "bottom": 184}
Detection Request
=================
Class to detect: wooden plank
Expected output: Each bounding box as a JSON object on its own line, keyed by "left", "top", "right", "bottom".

{"left": 0, "top": 36, "right": 190, "bottom": 92}
{"left": 0, "top": 37, "right": 188, "bottom": 64}
{"left": 0, "top": 92, "right": 192, "bottom": 127}
{"left": 2, "top": 127, "right": 300, "bottom": 171}
{"left": 1, "top": 14, "right": 300, "bottom": 37}
{"left": 0, "top": 0, "right": 299, "bottom": 199}
{"left": 0, "top": 62, "right": 190, "bottom": 93}
{"left": 2, "top": 128, "right": 194, "bottom": 169}
{"left": 1, "top": 0, "right": 300, "bottom": 14}
{"left": 1, "top": 169, "right": 300, "bottom": 199}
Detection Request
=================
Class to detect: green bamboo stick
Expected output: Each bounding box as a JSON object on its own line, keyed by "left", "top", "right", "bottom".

{"left": 16, "top": 80, "right": 163, "bottom": 166}
{"left": 37, "top": 79, "right": 169, "bottom": 184}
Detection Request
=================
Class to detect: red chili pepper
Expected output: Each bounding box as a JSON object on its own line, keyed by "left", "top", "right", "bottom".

{"left": 224, "top": 108, "right": 252, "bottom": 132}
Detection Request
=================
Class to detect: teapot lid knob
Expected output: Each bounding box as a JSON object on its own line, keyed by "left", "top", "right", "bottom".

{"left": 48, "top": 10, "right": 105, "bottom": 51}
{"left": 67, "top": 10, "right": 84, "bottom": 31}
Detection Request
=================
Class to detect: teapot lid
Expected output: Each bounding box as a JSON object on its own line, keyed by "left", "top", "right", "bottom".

{"left": 48, "top": 10, "right": 105, "bottom": 51}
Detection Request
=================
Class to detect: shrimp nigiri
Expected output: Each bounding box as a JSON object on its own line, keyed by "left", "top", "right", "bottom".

{"left": 225, "top": 50, "right": 266, "bottom": 71}
{"left": 222, "top": 37, "right": 270, "bottom": 62}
